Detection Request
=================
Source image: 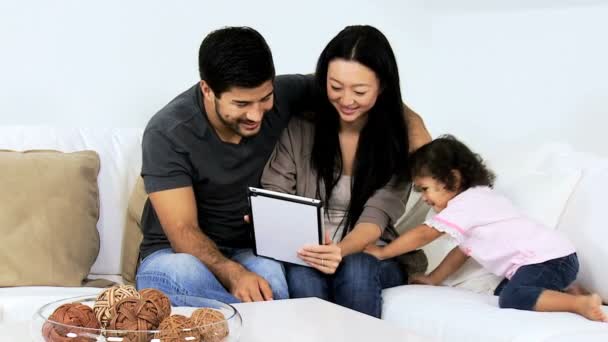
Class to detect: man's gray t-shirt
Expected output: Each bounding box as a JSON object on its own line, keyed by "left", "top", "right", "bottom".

{"left": 140, "top": 74, "right": 314, "bottom": 259}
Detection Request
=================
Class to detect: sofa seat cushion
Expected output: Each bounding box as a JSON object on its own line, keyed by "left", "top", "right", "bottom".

{"left": 382, "top": 285, "right": 608, "bottom": 341}
{"left": 0, "top": 287, "right": 105, "bottom": 323}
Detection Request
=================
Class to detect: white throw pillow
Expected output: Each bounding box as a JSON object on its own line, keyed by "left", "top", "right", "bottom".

{"left": 555, "top": 157, "right": 608, "bottom": 300}
{"left": 494, "top": 169, "right": 582, "bottom": 230}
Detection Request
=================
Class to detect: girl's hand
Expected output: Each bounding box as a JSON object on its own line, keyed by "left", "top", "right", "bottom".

{"left": 298, "top": 232, "right": 342, "bottom": 274}
{"left": 363, "top": 244, "right": 386, "bottom": 260}
{"left": 410, "top": 274, "right": 438, "bottom": 286}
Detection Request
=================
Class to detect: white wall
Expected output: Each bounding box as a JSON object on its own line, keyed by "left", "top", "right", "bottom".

{"left": 1, "top": 0, "right": 606, "bottom": 157}
{"left": 0, "top": 0, "right": 428, "bottom": 128}
{"left": 426, "top": 1, "right": 608, "bottom": 158}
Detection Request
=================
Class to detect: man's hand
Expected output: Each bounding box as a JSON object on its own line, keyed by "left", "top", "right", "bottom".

{"left": 410, "top": 274, "right": 439, "bottom": 286}
{"left": 226, "top": 266, "right": 273, "bottom": 302}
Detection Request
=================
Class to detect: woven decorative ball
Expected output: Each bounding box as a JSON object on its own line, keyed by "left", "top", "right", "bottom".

{"left": 154, "top": 314, "right": 200, "bottom": 342}
{"left": 190, "top": 308, "right": 229, "bottom": 342}
{"left": 106, "top": 297, "right": 162, "bottom": 342}
{"left": 93, "top": 284, "right": 140, "bottom": 327}
{"left": 139, "top": 288, "right": 171, "bottom": 321}
{"left": 42, "top": 303, "right": 100, "bottom": 342}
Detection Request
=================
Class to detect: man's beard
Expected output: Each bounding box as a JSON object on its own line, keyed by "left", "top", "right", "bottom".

{"left": 214, "top": 99, "right": 246, "bottom": 137}
{"left": 214, "top": 99, "right": 262, "bottom": 138}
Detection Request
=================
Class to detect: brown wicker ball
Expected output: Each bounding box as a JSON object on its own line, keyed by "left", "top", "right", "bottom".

{"left": 154, "top": 314, "right": 200, "bottom": 342}
{"left": 93, "top": 284, "right": 140, "bottom": 327}
{"left": 42, "top": 303, "right": 100, "bottom": 342}
{"left": 106, "top": 297, "right": 162, "bottom": 342}
{"left": 139, "top": 288, "right": 171, "bottom": 321}
{"left": 190, "top": 308, "right": 229, "bottom": 342}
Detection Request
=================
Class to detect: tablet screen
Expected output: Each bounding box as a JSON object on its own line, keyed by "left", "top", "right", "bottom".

{"left": 249, "top": 187, "right": 323, "bottom": 267}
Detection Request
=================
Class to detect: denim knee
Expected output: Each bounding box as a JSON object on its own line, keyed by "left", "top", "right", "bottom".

{"left": 135, "top": 250, "right": 233, "bottom": 302}
{"left": 137, "top": 252, "right": 196, "bottom": 290}
{"left": 498, "top": 284, "right": 543, "bottom": 311}
{"left": 336, "top": 252, "right": 381, "bottom": 286}
{"left": 253, "top": 259, "right": 289, "bottom": 299}
{"left": 259, "top": 263, "right": 289, "bottom": 300}
{"left": 230, "top": 249, "right": 289, "bottom": 300}
{"left": 333, "top": 253, "right": 383, "bottom": 317}
{"left": 285, "top": 264, "right": 330, "bottom": 300}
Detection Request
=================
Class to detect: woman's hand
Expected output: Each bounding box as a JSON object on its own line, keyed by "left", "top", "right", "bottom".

{"left": 409, "top": 274, "right": 438, "bottom": 286}
{"left": 363, "top": 244, "right": 387, "bottom": 260}
{"left": 298, "top": 232, "right": 342, "bottom": 274}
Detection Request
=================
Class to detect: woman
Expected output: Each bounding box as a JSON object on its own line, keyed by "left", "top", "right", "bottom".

{"left": 261, "top": 25, "right": 430, "bottom": 317}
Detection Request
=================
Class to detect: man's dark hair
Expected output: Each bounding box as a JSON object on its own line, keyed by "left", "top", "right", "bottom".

{"left": 311, "top": 25, "right": 410, "bottom": 240}
{"left": 410, "top": 135, "right": 496, "bottom": 192}
{"left": 198, "top": 26, "right": 275, "bottom": 97}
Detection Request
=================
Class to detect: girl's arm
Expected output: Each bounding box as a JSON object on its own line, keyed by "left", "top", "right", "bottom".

{"left": 412, "top": 247, "right": 469, "bottom": 285}
{"left": 365, "top": 224, "right": 442, "bottom": 260}
{"left": 337, "top": 222, "right": 382, "bottom": 257}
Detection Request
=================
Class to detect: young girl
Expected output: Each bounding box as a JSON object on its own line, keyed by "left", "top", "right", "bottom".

{"left": 365, "top": 135, "right": 607, "bottom": 322}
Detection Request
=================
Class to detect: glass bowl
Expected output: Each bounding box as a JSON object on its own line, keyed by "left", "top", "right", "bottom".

{"left": 30, "top": 295, "right": 242, "bottom": 341}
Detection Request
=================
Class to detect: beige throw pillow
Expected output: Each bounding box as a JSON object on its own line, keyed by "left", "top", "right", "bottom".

{"left": 0, "top": 150, "right": 100, "bottom": 286}
{"left": 120, "top": 177, "right": 146, "bottom": 285}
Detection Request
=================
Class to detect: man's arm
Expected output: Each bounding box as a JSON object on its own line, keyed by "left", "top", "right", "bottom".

{"left": 149, "top": 186, "right": 273, "bottom": 302}
{"left": 274, "top": 74, "right": 316, "bottom": 115}
{"left": 405, "top": 104, "right": 432, "bottom": 152}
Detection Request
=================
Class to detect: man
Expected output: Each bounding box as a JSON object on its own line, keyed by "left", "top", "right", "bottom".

{"left": 136, "top": 27, "right": 314, "bottom": 304}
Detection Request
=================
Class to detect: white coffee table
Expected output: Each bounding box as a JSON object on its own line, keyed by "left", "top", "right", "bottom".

{"left": 0, "top": 298, "right": 434, "bottom": 341}
{"left": 232, "top": 297, "right": 433, "bottom": 341}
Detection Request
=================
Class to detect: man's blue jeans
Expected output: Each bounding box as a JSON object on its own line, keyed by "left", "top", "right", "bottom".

{"left": 136, "top": 247, "right": 289, "bottom": 305}
{"left": 285, "top": 252, "right": 406, "bottom": 318}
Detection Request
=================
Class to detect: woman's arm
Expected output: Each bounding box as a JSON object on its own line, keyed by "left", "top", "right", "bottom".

{"left": 365, "top": 224, "right": 443, "bottom": 260}
{"left": 405, "top": 105, "right": 432, "bottom": 152}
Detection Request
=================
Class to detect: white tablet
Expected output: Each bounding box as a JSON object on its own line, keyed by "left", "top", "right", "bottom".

{"left": 248, "top": 187, "right": 324, "bottom": 267}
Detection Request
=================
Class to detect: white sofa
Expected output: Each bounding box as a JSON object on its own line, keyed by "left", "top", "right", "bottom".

{"left": 1, "top": 126, "right": 607, "bottom": 341}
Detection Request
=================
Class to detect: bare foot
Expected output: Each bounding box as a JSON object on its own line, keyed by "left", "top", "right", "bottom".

{"left": 576, "top": 294, "right": 607, "bottom": 322}
{"left": 566, "top": 283, "right": 590, "bottom": 296}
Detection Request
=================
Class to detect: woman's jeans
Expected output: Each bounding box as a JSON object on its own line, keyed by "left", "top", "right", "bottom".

{"left": 136, "top": 247, "right": 289, "bottom": 305}
{"left": 495, "top": 253, "right": 579, "bottom": 311}
{"left": 285, "top": 252, "right": 407, "bottom": 318}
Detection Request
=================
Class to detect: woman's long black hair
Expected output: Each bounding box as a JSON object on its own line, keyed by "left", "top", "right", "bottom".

{"left": 311, "top": 25, "right": 409, "bottom": 239}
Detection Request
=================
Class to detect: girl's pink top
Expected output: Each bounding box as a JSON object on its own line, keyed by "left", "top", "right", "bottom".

{"left": 425, "top": 186, "right": 576, "bottom": 279}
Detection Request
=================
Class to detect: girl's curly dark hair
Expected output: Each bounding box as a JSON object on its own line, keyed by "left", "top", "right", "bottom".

{"left": 410, "top": 135, "right": 495, "bottom": 192}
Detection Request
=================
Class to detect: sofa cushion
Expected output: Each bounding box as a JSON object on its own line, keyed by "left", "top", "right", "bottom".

{"left": 558, "top": 163, "right": 608, "bottom": 300}
{"left": 495, "top": 169, "right": 581, "bottom": 231}
{"left": 0, "top": 150, "right": 100, "bottom": 286}
{"left": 120, "top": 177, "right": 146, "bottom": 284}
{"left": 0, "top": 286, "right": 104, "bottom": 322}
{"left": 0, "top": 126, "right": 143, "bottom": 276}
{"left": 382, "top": 285, "right": 608, "bottom": 341}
